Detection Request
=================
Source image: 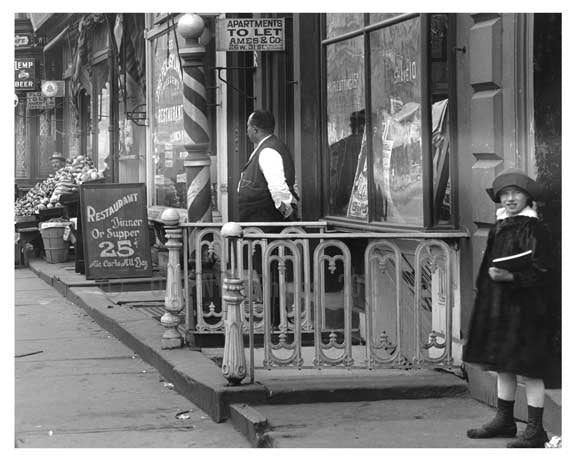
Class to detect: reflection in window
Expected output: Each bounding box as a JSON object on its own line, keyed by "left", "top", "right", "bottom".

{"left": 369, "top": 13, "right": 404, "bottom": 24}
{"left": 97, "top": 82, "right": 110, "bottom": 174}
{"left": 370, "top": 17, "right": 423, "bottom": 225}
{"left": 325, "top": 13, "right": 364, "bottom": 39}
{"left": 325, "top": 36, "right": 365, "bottom": 217}
{"left": 430, "top": 14, "right": 451, "bottom": 224}
{"left": 150, "top": 29, "right": 188, "bottom": 208}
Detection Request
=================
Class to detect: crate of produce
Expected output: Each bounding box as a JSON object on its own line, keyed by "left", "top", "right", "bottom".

{"left": 15, "top": 215, "right": 38, "bottom": 230}
{"left": 37, "top": 207, "right": 66, "bottom": 222}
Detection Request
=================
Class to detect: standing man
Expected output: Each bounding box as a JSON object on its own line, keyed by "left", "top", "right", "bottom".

{"left": 238, "top": 110, "right": 299, "bottom": 222}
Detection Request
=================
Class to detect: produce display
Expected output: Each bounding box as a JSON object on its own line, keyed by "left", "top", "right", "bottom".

{"left": 15, "top": 155, "right": 104, "bottom": 217}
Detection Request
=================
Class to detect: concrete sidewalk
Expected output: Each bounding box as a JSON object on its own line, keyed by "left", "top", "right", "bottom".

{"left": 15, "top": 268, "right": 250, "bottom": 448}
{"left": 22, "top": 258, "right": 562, "bottom": 447}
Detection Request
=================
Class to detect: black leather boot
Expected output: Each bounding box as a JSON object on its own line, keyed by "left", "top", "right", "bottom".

{"left": 467, "top": 398, "right": 517, "bottom": 438}
{"left": 507, "top": 406, "right": 548, "bottom": 448}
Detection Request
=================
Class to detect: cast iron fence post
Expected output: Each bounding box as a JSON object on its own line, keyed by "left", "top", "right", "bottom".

{"left": 161, "top": 208, "right": 184, "bottom": 349}
{"left": 221, "top": 222, "right": 247, "bottom": 385}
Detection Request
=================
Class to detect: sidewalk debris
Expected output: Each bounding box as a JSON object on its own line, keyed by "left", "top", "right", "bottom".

{"left": 175, "top": 410, "right": 191, "bottom": 420}
{"left": 545, "top": 436, "right": 562, "bottom": 448}
{"left": 15, "top": 350, "right": 44, "bottom": 358}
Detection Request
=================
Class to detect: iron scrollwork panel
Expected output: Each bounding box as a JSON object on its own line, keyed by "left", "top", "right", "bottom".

{"left": 312, "top": 240, "right": 354, "bottom": 369}
{"left": 413, "top": 239, "right": 453, "bottom": 366}
{"left": 193, "top": 228, "right": 225, "bottom": 333}
{"left": 262, "top": 240, "right": 303, "bottom": 369}
{"left": 364, "top": 240, "right": 404, "bottom": 369}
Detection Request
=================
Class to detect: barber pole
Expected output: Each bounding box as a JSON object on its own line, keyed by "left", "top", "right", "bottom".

{"left": 177, "top": 14, "right": 212, "bottom": 223}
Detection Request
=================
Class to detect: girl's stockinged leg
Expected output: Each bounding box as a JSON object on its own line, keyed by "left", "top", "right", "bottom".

{"left": 497, "top": 372, "right": 517, "bottom": 401}
{"left": 524, "top": 377, "right": 545, "bottom": 407}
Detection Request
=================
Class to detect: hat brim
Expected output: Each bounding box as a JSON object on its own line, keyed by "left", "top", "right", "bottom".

{"left": 487, "top": 184, "right": 544, "bottom": 203}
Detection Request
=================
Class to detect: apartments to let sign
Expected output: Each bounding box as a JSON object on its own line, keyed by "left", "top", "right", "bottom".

{"left": 216, "top": 18, "right": 285, "bottom": 52}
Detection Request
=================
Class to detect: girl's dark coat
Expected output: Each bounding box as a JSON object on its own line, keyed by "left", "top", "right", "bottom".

{"left": 463, "top": 215, "right": 553, "bottom": 378}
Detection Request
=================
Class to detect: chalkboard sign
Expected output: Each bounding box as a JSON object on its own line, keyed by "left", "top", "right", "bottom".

{"left": 80, "top": 183, "right": 153, "bottom": 280}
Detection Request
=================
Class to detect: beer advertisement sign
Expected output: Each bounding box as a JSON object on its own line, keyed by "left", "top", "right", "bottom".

{"left": 15, "top": 58, "right": 36, "bottom": 90}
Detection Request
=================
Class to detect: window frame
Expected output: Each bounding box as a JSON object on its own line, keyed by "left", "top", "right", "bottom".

{"left": 145, "top": 13, "right": 218, "bottom": 209}
{"left": 320, "top": 13, "right": 457, "bottom": 230}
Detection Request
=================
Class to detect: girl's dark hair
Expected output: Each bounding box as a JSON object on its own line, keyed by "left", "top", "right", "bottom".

{"left": 250, "top": 110, "right": 275, "bottom": 133}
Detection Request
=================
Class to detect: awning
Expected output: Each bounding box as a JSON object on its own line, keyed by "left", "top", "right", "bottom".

{"left": 28, "top": 13, "right": 53, "bottom": 32}
{"left": 44, "top": 25, "right": 70, "bottom": 53}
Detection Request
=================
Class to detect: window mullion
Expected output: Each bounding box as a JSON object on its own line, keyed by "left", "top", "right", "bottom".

{"left": 365, "top": 30, "right": 373, "bottom": 222}
{"left": 420, "top": 13, "right": 433, "bottom": 228}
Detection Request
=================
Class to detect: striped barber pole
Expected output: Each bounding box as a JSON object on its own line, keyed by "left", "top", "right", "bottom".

{"left": 185, "top": 156, "right": 212, "bottom": 223}
{"left": 182, "top": 62, "right": 211, "bottom": 223}
{"left": 182, "top": 65, "right": 209, "bottom": 146}
{"left": 177, "top": 14, "right": 212, "bottom": 223}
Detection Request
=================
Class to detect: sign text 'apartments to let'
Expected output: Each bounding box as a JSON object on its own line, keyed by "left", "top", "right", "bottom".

{"left": 216, "top": 18, "right": 285, "bottom": 52}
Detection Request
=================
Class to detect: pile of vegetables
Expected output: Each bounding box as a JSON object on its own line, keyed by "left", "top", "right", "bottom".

{"left": 15, "top": 155, "right": 104, "bottom": 217}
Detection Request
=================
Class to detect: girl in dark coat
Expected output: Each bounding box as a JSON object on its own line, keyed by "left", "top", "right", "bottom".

{"left": 463, "top": 169, "right": 552, "bottom": 448}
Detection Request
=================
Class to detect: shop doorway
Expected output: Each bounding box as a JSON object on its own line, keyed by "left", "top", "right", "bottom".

{"left": 533, "top": 13, "right": 561, "bottom": 388}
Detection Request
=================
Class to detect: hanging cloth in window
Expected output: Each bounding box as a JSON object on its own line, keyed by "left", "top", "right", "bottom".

{"left": 71, "top": 14, "right": 105, "bottom": 113}
{"left": 122, "top": 14, "right": 146, "bottom": 96}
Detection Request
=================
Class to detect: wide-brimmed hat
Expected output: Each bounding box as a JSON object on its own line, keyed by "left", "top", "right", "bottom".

{"left": 51, "top": 152, "right": 66, "bottom": 162}
{"left": 486, "top": 168, "right": 544, "bottom": 202}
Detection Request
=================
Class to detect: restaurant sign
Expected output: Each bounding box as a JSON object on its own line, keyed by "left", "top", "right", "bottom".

{"left": 216, "top": 18, "right": 285, "bottom": 52}
{"left": 15, "top": 58, "right": 36, "bottom": 90}
{"left": 80, "top": 183, "right": 153, "bottom": 280}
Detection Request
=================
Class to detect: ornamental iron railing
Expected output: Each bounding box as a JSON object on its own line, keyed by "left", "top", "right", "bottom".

{"left": 160, "top": 214, "right": 462, "bottom": 385}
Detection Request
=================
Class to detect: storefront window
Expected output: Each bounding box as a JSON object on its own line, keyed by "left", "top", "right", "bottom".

{"left": 92, "top": 61, "right": 110, "bottom": 174}
{"left": 430, "top": 14, "right": 451, "bottom": 224}
{"left": 370, "top": 17, "right": 422, "bottom": 225}
{"left": 15, "top": 101, "right": 29, "bottom": 179}
{"left": 326, "top": 13, "right": 364, "bottom": 39}
{"left": 326, "top": 36, "right": 365, "bottom": 217}
{"left": 96, "top": 82, "right": 110, "bottom": 173}
{"left": 323, "top": 13, "right": 453, "bottom": 228}
{"left": 150, "top": 28, "right": 188, "bottom": 208}
{"left": 369, "top": 13, "right": 403, "bottom": 24}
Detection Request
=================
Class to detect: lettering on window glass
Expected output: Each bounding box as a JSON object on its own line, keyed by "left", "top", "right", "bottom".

{"left": 327, "top": 73, "right": 361, "bottom": 93}
{"left": 392, "top": 56, "right": 417, "bottom": 83}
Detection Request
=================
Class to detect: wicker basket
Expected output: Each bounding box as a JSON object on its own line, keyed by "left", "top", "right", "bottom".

{"left": 39, "top": 222, "right": 71, "bottom": 263}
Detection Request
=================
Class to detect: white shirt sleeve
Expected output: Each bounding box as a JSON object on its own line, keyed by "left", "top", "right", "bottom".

{"left": 258, "top": 147, "right": 295, "bottom": 210}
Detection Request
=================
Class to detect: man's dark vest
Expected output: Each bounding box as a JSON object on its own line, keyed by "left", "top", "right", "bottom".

{"left": 238, "top": 135, "right": 297, "bottom": 221}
